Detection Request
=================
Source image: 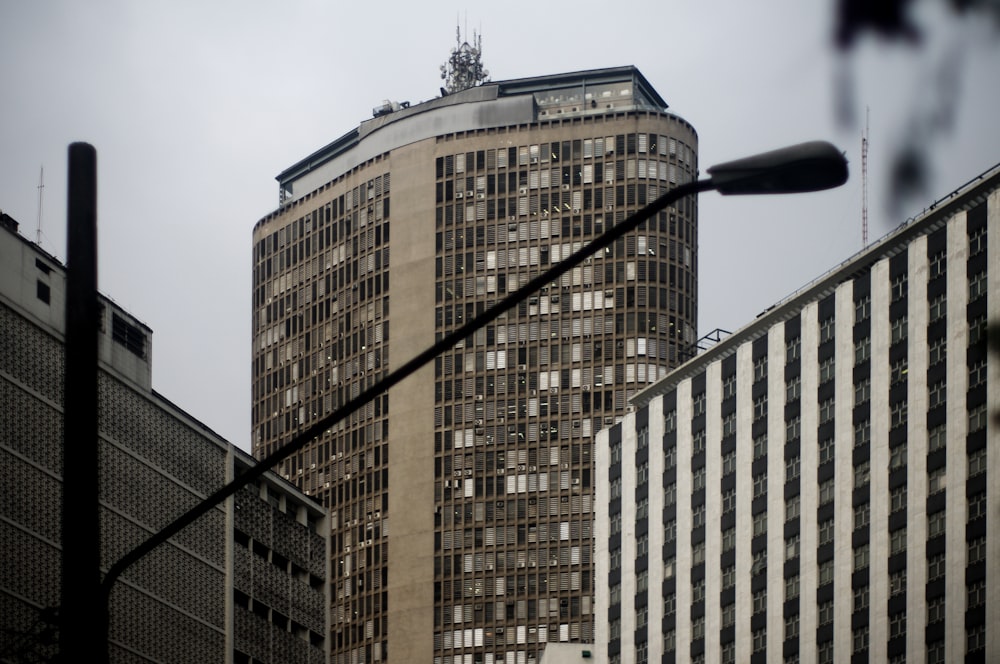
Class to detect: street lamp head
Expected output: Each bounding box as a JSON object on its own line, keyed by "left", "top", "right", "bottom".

{"left": 707, "top": 141, "right": 848, "bottom": 195}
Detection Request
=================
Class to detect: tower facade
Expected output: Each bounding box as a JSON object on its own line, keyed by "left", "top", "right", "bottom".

{"left": 251, "top": 66, "right": 699, "bottom": 663}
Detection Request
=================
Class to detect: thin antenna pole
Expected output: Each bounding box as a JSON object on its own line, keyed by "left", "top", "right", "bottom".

{"left": 37, "top": 166, "right": 44, "bottom": 245}
{"left": 862, "top": 107, "right": 869, "bottom": 248}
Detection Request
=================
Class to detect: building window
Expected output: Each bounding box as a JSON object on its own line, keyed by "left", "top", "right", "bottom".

{"left": 721, "top": 603, "right": 735, "bottom": 628}
{"left": 928, "top": 337, "right": 946, "bottom": 366}
{"left": 890, "top": 485, "right": 907, "bottom": 513}
{"left": 889, "top": 569, "right": 906, "bottom": 596}
{"left": 722, "top": 412, "right": 737, "bottom": 437}
{"left": 722, "top": 374, "right": 737, "bottom": 400}
{"left": 785, "top": 494, "right": 800, "bottom": 522}
{"left": 753, "top": 590, "right": 767, "bottom": 615}
{"left": 890, "top": 357, "right": 908, "bottom": 384}
{"left": 691, "top": 616, "right": 704, "bottom": 640}
{"left": 968, "top": 405, "right": 988, "bottom": 434}
{"left": 785, "top": 574, "right": 800, "bottom": 600}
{"left": 753, "top": 434, "right": 768, "bottom": 460}
{"left": 853, "top": 585, "right": 869, "bottom": 612}
{"left": 967, "top": 624, "right": 986, "bottom": 655}
{"left": 818, "top": 559, "right": 834, "bottom": 585}
{"left": 855, "top": 295, "right": 870, "bottom": 322}
{"left": 722, "top": 489, "right": 736, "bottom": 513}
{"left": 786, "top": 416, "right": 800, "bottom": 441}
{"left": 785, "top": 456, "right": 800, "bottom": 482}
{"left": 927, "top": 510, "right": 947, "bottom": 538}
{"left": 852, "top": 626, "right": 869, "bottom": 654}
{"left": 968, "top": 446, "right": 987, "bottom": 476}
{"left": 722, "top": 564, "right": 736, "bottom": 589}
{"left": 969, "top": 270, "right": 987, "bottom": 301}
{"left": 968, "top": 490, "right": 987, "bottom": 521}
{"left": 928, "top": 424, "right": 947, "bottom": 452}
{"left": 818, "top": 437, "right": 835, "bottom": 466}
{"left": 890, "top": 527, "right": 907, "bottom": 555}
{"left": 753, "top": 472, "right": 768, "bottom": 498}
{"left": 890, "top": 401, "right": 907, "bottom": 429}
{"left": 818, "top": 600, "right": 834, "bottom": 625}
{"left": 818, "top": 398, "right": 835, "bottom": 424}
{"left": 754, "top": 355, "right": 768, "bottom": 382}
{"left": 753, "top": 395, "right": 767, "bottom": 422}
{"left": 929, "top": 294, "right": 947, "bottom": 322}
{"left": 36, "top": 280, "right": 50, "bottom": 304}
{"left": 785, "top": 613, "right": 799, "bottom": 639}
{"left": 752, "top": 628, "right": 767, "bottom": 653}
{"left": 927, "top": 467, "right": 947, "bottom": 495}
{"left": 819, "top": 316, "right": 836, "bottom": 344}
{"left": 854, "top": 502, "right": 870, "bottom": 530}
{"left": 786, "top": 336, "right": 801, "bottom": 362}
{"left": 853, "top": 460, "right": 870, "bottom": 488}
{"left": 818, "top": 642, "right": 834, "bottom": 664}
{"left": 890, "top": 316, "right": 907, "bottom": 344}
{"left": 969, "top": 359, "right": 987, "bottom": 390}
{"left": 785, "top": 534, "right": 800, "bottom": 561}
{"left": 693, "top": 467, "right": 706, "bottom": 491}
{"left": 889, "top": 612, "right": 906, "bottom": 639}
{"left": 928, "top": 380, "right": 947, "bottom": 409}
{"left": 968, "top": 536, "right": 986, "bottom": 564}
{"left": 929, "top": 250, "right": 946, "bottom": 278}
{"left": 692, "top": 504, "right": 705, "bottom": 528}
{"left": 819, "top": 358, "right": 836, "bottom": 384}
{"left": 891, "top": 273, "right": 907, "bottom": 301}
{"left": 753, "top": 511, "right": 767, "bottom": 537}
{"left": 854, "top": 420, "right": 870, "bottom": 448}
{"left": 853, "top": 543, "right": 870, "bottom": 571}
{"left": 967, "top": 579, "right": 986, "bottom": 609}
{"left": 927, "top": 597, "right": 946, "bottom": 625}
{"left": 928, "top": 552, "right": 947, "bottom": 580}
{"left": 786, "top": 375, "right": 801, "bottom": 403}
{"left": 889, "top": 442, "right": 907, "bottom": 470}
{"left": 664, "top": 410, "right": 677, "bottom": 433}
{"left": 854, "top": 337, "right": 871, "bottom": 365}
{"left": 818, "top": 479, "right": 835, "bottom": 506}
{"left": 751, "top": 550, "right": 767, "bottom": 575}
{"left": 854, "top": 378, "right": 870, "bottom": 405}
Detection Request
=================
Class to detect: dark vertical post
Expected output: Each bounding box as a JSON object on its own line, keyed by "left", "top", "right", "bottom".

{"left": 61, "top": 143, "right": 105, "bottom": 661}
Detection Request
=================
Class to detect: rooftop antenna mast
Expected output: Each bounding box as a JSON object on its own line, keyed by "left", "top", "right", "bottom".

{"left": 37, "top": 166, "right": 45, "bottom": 245}
{"left": 862, "top": 108, "right": 869, "bottom": 248}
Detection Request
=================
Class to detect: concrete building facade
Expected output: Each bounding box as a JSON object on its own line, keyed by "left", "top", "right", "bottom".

{"left": 595, "top": 164, "right": 999, "bottom": 664}
{"left": 0, "top": 213, "right": 329, "bottom": 663}
{"left": 251, "top": 67, "right": 699, "bottom": 663}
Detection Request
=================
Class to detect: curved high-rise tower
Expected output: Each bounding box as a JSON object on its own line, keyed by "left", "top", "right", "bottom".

{"left": 251, "top": 66, "right": 698, "bottom": 663}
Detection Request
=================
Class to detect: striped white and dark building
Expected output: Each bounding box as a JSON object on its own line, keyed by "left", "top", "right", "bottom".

{"left": 596, "top": 163, "right": 999, "bottom": 664}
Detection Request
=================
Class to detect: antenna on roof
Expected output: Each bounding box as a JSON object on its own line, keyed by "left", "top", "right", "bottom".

{"left": 36, "top": 166, "right": 44, "bottom": 245}
{"left": 440, "top": 23, "right": 489, "bottom": 95}
{"left": 862, "top": 107, "right": 869, "bottom": 248}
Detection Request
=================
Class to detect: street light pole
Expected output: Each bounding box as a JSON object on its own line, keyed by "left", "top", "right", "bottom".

{"left": 90, "top": 141, "right": 846, "bottom": 658}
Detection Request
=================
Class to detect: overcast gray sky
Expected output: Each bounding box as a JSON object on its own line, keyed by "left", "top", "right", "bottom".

{"left": 2, "top": 1, "right": 998, "bottom": 451}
